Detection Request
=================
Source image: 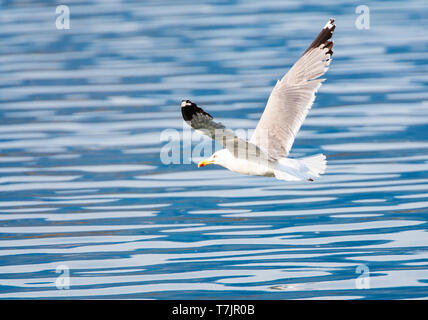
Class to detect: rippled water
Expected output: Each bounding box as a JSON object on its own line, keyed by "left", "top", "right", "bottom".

{"left": 0, "top": 0, "right": 428, "bottom": 299}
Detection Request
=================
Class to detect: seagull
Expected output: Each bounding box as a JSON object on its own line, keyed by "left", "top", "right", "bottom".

{"left": 181, "top": 18, "right": 335, "bottom": 181}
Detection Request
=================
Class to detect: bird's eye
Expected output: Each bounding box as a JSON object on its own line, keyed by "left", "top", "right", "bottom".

{"left": 213, "top": 155, "right": 217, "bottom": 158}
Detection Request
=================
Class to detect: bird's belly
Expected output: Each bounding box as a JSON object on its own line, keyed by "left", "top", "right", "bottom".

{"left": 228, "top": 159, "right": 274, "bottom": 177}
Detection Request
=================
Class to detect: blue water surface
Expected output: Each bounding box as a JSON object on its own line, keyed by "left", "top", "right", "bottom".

{"left": 0, "top": 0, "right": 428, "bottom": 299}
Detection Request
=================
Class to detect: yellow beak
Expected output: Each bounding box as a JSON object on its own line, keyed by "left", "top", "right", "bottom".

{"left": 198, "top": 159, "right": 213, "bottom": 168}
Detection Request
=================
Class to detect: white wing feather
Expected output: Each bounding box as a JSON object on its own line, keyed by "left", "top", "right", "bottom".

{"left": 250, "top": 19, "right": 335, "bottom": 161}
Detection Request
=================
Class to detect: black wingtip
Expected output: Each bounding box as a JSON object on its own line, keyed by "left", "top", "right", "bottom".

{"left": 303, "top": 18, "right": 336, "bottom": 57}
{"left": 181, "top": 99, "right": 213, "bottom": 122}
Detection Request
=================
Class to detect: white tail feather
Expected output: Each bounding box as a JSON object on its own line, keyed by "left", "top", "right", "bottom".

{"left": 274, "top": 154, "right": 327, "bottom": 181}
{"left": 301, "top": 154, "right": 327, "bottom": 176}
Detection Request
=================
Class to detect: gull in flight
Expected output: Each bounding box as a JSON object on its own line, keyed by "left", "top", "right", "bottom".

{"left": 181, "top": 18, "right": 335, "bottom": 181}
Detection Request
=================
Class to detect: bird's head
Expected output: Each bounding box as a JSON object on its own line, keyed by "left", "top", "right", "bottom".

{"left": 198, "top": 149, "right": 230, "bottom": 168}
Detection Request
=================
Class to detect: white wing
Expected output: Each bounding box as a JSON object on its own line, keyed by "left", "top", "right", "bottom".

{"left": 250, "top": 18, "right": 335, "bottom": 161}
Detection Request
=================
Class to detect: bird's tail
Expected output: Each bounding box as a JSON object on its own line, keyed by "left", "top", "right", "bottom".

{"left": 300, "top": 154, "right": 327, "bottom": 177}
{"left": 273, "top": 154, "right": 327, "bottom": 181}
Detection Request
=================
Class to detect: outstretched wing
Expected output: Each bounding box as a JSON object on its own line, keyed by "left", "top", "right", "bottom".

{"left": 250, "top": 18, "right": 335, "bottom": 161}
{"left": 181, "top": 100, "right": 266, "bottom": 160}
